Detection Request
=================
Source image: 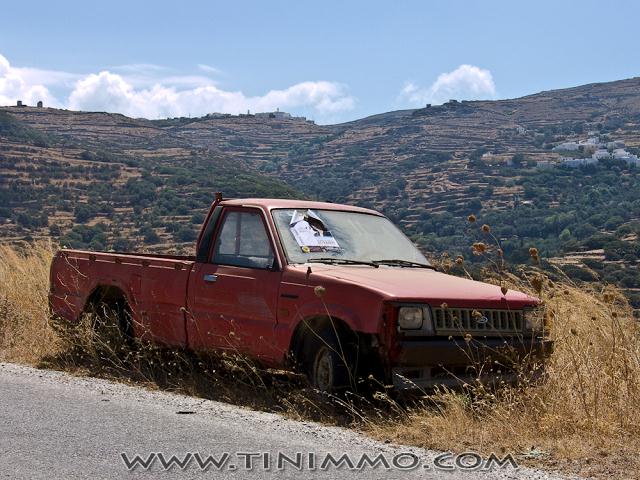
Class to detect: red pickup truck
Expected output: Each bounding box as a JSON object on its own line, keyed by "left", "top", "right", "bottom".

{"left": 49, "top": 195, "right": 552, "bottom": 391}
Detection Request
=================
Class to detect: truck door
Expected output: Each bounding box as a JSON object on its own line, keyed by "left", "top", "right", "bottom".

{"left": 186, "top": 207, "right": 283, "bottom": 364}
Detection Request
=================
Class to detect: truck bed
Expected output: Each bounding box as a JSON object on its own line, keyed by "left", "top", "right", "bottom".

{"left": 49, "top": 249, "right": 196, "bottom": 346}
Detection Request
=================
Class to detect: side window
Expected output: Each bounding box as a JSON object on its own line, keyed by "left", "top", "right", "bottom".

{"left": 212, "top": 210, "right": 275, "bottom": 269}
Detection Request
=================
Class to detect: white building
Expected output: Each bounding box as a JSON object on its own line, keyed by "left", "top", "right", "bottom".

{"left": 562, "top": 157, "right": 598, "bottom": 168}
{"left": 205, "top": 112, "right": 232, "bottom": 119}
{"left": 613, "top": 148, "right": 630, "bottom": 159}
{"left": 581, "top": 137, "right": 600, "bottom": 146}
{"left": 592, "top": 149, "right": 611, "bottom": 160}
{"left": 536, "top": 160, "right": 554, "bottom": 169}
{"left": 552, "top": 142, "right": 580, "bottom": 152}
{"left": 612, "top": 149, "right": 640, "bottom": 167}
{"left": 255, "top": 108, "right": 292, "bottom": 119}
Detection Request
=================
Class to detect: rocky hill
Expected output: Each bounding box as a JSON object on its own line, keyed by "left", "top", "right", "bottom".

{"left": 1, "top": 77, "right": 640, "bottom": 304}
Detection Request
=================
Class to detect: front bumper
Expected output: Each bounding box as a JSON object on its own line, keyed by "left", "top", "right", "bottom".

{"left": 391, "top": 336, "right": 553, "bottom": 389}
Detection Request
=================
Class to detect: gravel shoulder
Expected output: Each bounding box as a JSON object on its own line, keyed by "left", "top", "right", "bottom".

{"left": 0, "top": 362, "right": 576, "bottom": 479}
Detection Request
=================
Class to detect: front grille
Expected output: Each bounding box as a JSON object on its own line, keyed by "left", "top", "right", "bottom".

{"left": 432, "top": 307, "right": 523, "bottom": 336}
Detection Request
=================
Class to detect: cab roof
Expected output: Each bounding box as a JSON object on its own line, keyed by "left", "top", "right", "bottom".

{"left": 220, "top": 198, "right": 384, "bottom": 216}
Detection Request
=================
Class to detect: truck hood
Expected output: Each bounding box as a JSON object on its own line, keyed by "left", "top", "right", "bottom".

{"left": 297, "top": 264, "right": 538, "bottom": 308}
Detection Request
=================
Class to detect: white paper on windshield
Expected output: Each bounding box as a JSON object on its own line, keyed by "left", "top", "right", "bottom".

{"left": 289, "top": 209, "right": 341, "bottom": 253}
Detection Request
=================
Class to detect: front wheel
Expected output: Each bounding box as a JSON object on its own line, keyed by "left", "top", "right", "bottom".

{"left": 306, "top": 330, "right": 355, "bottom": 393}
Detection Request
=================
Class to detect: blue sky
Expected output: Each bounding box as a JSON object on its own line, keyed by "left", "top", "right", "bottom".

{"left": 1, "top": 0, "right": 639, "bottom": 123}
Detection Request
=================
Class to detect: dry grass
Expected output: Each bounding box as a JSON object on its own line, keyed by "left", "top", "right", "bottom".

{"left": 0, "top": 242, "right": 63, "bottom": 362}
{"left": 1, "top": 242, "right": 639, "bottom": 478}
{"left": 370, "top": 273, "right": 640, "bottom": 477}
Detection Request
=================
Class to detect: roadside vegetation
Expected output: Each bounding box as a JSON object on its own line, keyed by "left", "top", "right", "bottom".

{"left": 0, "top": 240, "right": 638, "bottom": 478}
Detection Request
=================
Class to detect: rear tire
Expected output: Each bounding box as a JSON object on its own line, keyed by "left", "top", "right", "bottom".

{"left": 86, "top": 298, "right": 135, "bottom": 352}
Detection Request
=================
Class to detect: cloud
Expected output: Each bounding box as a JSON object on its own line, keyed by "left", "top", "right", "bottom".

{"left": 11, "top": 67, "right": 81, "bottom": 88}
{"left": 0, "top": 54, "right": 60, "bottom": 107}
{"left": 110, "top": 63, "right": 167, "bottom": 74}
{"left": 67, "top": 71, "right": 354, "bottom": 119}
{"left": 197, "top": 64, "right": 221, "bottom": 75}
{"left": 0, "top": 53, "right": 354, "bottom": 121}
{"left": 106, "top": 63, "right": 216, "bottom": 89}
{"left": 399, "top": 64, "right": 496, "bottom": 106}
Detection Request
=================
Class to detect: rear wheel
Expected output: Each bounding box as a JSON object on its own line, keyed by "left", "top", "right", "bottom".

{"left": 90, "top": 300, "right": 134, "bottom": 345}
{"left": 78, "top": 288, "right": 136, "bottom": 356}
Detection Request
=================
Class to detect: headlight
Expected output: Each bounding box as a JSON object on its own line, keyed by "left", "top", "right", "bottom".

{"left": 524, "top": 308, "right": 544, "bottom": 332}
{"left": 398, "top": 306, "right": 423, "bottom": 330}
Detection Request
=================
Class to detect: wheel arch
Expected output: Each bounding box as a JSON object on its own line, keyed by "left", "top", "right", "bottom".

{"left": 288, "top": 314, "right": 359, "bottom": 368}
{"left": 84, "top": 284, "right": 130, "bottom": 312}
{"left": 82, "top": 284, "right": 134, "bottom": 338}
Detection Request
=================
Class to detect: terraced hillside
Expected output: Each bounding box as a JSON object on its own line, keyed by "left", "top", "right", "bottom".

{"left": 1, "top": 77, "right": 640, "bottom": 304}
{"left": 0, "top": 110, "right": 300, "bottom": 253}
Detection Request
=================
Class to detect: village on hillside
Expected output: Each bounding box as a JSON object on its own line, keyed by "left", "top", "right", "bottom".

{"left": 537, "top": 135, "right": 640, "bottom": 169}
{"left": 205, "top": 108, "right": 314, "bottom": 123}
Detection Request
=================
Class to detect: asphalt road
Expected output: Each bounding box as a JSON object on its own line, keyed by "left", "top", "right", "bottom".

{"left": 0, "top": 363, "right": 570, "bottom": 479}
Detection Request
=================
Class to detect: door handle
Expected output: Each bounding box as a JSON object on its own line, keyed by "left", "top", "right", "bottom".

{"left": 203, "top": 274, "right": 218, "bottom": 283}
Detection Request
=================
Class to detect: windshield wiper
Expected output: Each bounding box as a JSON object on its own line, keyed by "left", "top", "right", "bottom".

{"left": 310, "top": 257, "right": 379, "bottom": 268}
{"left": 372, "top": 259, "right": 435, "bottom": 269}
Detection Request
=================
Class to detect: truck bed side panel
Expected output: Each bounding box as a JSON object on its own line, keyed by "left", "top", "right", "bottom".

{"left": 49, "top": 250, "right": 194, "bottom": 347}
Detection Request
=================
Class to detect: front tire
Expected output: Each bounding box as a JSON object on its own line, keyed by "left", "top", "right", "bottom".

{"left": 306, "top": 329, "right": 355, "bottom": 393}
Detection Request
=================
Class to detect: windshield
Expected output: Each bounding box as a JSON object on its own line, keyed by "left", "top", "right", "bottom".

{"left": 271, "top": 209, "right": 430, "bottom": 266}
